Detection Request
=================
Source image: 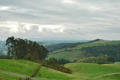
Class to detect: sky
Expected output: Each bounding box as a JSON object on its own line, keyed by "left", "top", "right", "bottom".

{"left": 0, "top": 0, "right": 120, "bottom": 40}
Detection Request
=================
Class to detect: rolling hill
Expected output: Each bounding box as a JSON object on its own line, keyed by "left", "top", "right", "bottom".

{"left": 0, "top": 59, "right": 120, "bottom": 80}
{"left": 0, "top": 59, "right": 73, "bottom": 80}
{"left": 45, "top": 42, "right": 82, "bottom": 52}
{"left": 65, "top": 62, "right": 120, "bottom": 80}
{"left": 48, "top": 39, "right": 120, "bottom": 61}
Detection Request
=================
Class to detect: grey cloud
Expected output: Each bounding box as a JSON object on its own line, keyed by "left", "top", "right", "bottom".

{"left": 0, "top": 0, "right": 120, "bottom": 40}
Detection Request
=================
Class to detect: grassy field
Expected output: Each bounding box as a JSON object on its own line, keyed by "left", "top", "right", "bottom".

{"left": 0, "top": 59, "right": 120, "bottom": 80}
{"left": 0, "top": 59, "right": 73, "bottom": 80}
{"left": 48, "top": 50, "right": 83, "bottom": 60}
{"left": 0, "top": 72, "right": 18, "bottom": 80}
{"left": 65, "top": 62, "right": 120, "bottom": 80}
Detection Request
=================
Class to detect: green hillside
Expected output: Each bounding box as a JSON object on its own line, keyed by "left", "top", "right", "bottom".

{"left": 0, "top": 59, "right": 120, "bottom": 80}
{"left": 0, "top": 59, "right": 73, "bottom": 80}
{"left": 65, "top": 62, "right": 120, "bottom": 80}
{"left": 72, "top": 40, "right": 120, "bottom": 49}
{"left": 48, "top": 40, "right": 120, "bottom": 61}
{"left": 0, "top": 73, "right": 18, "bottom": 80}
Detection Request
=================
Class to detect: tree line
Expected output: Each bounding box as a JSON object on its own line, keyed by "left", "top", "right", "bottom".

{"left": 78, "top": 55, "right": 115, "bottom": 64}
{"left": 81, "top": 45, "right": 120, "bottom": 61}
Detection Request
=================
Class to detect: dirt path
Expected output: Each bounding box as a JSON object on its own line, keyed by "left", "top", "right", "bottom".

{"left": 94, "top": 72, "right": 120, "bottom": 79}
{"left": 0, "top": 70, "right": 48, "bottom": 80}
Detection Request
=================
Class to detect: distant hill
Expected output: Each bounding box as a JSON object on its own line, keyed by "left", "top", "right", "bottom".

{"left": 48, "top": 39, "right": 120, "bottom": 61}
{"left": 37, "top": 40, "right": 89, "bottom": 52}
{"left": 45, "top": 42, "right": 82, "bottom": 52}
{"left": 89, "top": 39, "right": 105, "bottom": 43}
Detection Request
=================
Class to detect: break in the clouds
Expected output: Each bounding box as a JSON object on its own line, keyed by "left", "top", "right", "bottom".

{"left": 0, "top": 0, "right": 120, "bottom": 40}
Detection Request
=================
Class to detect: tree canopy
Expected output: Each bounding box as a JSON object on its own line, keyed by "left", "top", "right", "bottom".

{"left": 6, "top": 36, "right": 48, "bottom": 61}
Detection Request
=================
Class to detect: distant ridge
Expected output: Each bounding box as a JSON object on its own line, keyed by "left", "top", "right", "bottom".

{"left": 48, "top": 39, "right": 120, "bottom": 61}
{"left": 89, "top": 39, "right": 105, "bottom": 43}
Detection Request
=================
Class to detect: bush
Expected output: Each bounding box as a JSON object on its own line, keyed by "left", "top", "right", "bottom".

{"left": 42, "top": 63, "right": 72, "bottom": 74}
{"left": 46, "top": 58, "right": 70, "bottom": 65}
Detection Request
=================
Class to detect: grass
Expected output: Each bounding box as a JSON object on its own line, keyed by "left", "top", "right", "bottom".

{"left": 48, "top": 50, "right": 82, "bottom": 60}
{"left": 0, "top": 59, "right": 73, "bottom": 80}
{"left": 102, "top": 74, "right": 120, "bottom": 80}
{"left": 65, "top": 62, "right": 120, "bottom": 80}
{"left": 0, "top": 72, "right": 18, "bottom": 80}
{"left": 0, "top": 59, "right": 120, "bottom": 80}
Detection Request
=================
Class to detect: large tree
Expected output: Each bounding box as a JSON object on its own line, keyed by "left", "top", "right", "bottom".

{"left": 6, "top": 36, "right": 48, "bottom": 61}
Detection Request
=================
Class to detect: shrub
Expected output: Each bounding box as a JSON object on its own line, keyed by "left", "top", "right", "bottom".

{"left": 41, "top": 58, "right": 72, "bottom": 73}
{"left": 42, "top": 63, "right": 72, "bottom": 74}
{"left": 46, "top": 58, "right": 70, "bottom": 65}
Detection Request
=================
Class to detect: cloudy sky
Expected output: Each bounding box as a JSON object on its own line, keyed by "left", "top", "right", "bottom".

{"left": 0, "top": 0, "right": 120, "bottom": 40}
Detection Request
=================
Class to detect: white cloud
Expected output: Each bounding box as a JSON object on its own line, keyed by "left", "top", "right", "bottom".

{"left": 88, "top": 5, "right": 103, "bottom": 12}
{"left": 62, "top": 0, "right": 76, "bottom": 4}
{"left": 0, "top": 21, "right": 66, "bottom": 34}
{"left": 0, "top": 21, "right": 19, "bottom": 33}
{"left": 0, "top": 6, "right": 11, "bottom": 11}
{"left": 38, "top": 25, "right": 65, "bottom": 33}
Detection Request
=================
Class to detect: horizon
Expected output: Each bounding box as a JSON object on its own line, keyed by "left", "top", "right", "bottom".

{"left": 0, "top": 37, "right": 119, "bottom": 42}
